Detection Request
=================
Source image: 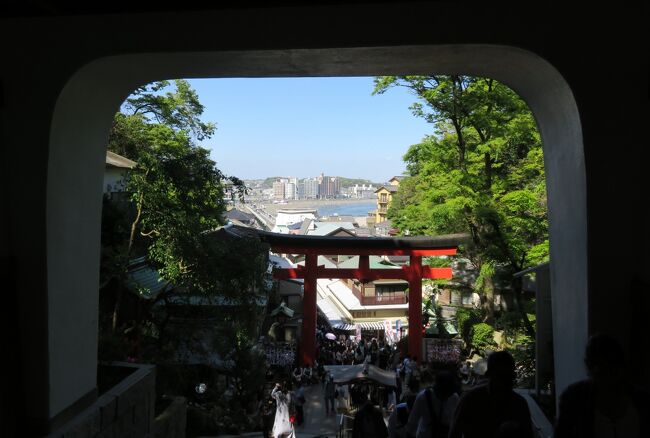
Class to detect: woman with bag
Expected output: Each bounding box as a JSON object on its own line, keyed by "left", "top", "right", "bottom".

{"left": 271, "top": 382, "right": 297, "bottom": 438}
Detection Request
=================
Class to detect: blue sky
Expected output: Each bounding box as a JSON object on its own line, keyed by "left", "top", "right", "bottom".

{"left": 187, "top": 77, "right": 432, "bottom": 182}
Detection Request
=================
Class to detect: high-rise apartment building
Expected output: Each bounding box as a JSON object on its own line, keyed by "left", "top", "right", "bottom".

{"left": 286, "top": 182, "right": 296, "bottom": 200}
{"left": 296, "top": 180, "right": 306, "bottom": 199}
{"left": 318, "top": 173, "right": 340, "bottom": 198}
{"left": 303, "top": 178, "right": 320, "bottom": 199}
{"left": 273, "top": 179, "right": 286, "bottom": 200}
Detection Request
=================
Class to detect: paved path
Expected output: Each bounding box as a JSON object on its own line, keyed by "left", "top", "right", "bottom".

{"left": 210, "top": 383, "right": 340, "bottom": 438}
{"left": 295, "top": 383, "right": 339, "bottom": 437}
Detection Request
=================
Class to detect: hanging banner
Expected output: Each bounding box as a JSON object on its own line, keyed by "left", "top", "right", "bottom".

{"left": 383, "top": 320, "right": 393, "bottom": 344}
{"left": 355, "top": 324, "right": 361, "bottom": 341}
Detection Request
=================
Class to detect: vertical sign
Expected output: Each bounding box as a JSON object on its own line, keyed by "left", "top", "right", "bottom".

{"left": 383, "top": 320, "right": 393, "bottom": 344}
{"left": 395, "top": 319, "right": 401, "bottom": 341}
{"left": 355, "top": 323, "right": 361, "bottom": 342}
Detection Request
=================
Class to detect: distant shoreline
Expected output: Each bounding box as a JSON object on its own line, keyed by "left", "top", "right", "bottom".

{"left": 254, "top": 198, "right": 376, "bottom": 216}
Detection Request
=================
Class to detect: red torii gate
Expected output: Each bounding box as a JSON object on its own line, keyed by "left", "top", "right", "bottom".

{"left": 259, "top": 231, "right": 465, "bottom": 366}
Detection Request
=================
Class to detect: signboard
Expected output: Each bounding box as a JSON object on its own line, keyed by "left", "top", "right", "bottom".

{"left": 383, "top": 320, "right": 393, "bottom": 344}
{"left": 355, "top": 324, "right": 361, "bottom": 341}
{"left": 423, "top": 338, "right": 462, "bottom": 364}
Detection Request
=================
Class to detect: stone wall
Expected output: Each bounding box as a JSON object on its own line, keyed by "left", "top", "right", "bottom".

{"left": 48, "top": 362, "right": 155, "bottom": 438}
{"left": 153, "top": 397, "right": 186, "bottom": 438}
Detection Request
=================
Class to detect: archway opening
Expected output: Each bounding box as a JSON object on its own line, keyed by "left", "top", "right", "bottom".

{"left": 47, "top": 45, "right": 587, "bottom": 429}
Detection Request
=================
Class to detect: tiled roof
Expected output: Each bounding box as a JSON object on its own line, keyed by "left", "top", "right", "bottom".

{"left": 306, "top": 222, "right": 357, "bottom": 236}
{"left": 125, "top": 256, "right": 169, "bottom": 299}
{"left": 337, "top": 256, "right": 400, "bottom": 270}
{"left": 320, "top": 278, "right": 360, "bottom": 310}
{"left": 225, "top": 208, "right": 255, "bottom": 223}
{"left": 298, "top": 219, "right": 313, "bottom": 235}
{"left": 297, "top": 255, "right": 337, "bottom": 269}
{"left": 287, "top": 221, "right": 303, "bottom": 230}
{"left": 375, "top": 185, "right": 398, "bottom": 193}
{"left": 316, "top": 290, "right": 347, "bottom": 328}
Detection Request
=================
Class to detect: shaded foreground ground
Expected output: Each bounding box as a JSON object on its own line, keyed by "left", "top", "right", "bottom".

{"left": 207, "top": 383, "right": 339, "bottom": 438}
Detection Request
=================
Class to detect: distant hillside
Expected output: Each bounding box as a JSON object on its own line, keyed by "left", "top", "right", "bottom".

{"left": 257, "top": 176, "right": 381, "bottom": 188}
{"left": 261, "top": 177, "right": 282, "bottom": 188}
{"left": 338, "top": 177, "right": 378, "bottom": 187}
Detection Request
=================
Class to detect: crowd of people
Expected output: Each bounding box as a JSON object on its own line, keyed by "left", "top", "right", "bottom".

{"left": 362, "top": 351, "right": 534, "bottom": 438}
{"left": 315, "top": 326, "right": 401, "bottom": 369}
{"left": 260, "top": 321, "right": 647, "bottom": 438}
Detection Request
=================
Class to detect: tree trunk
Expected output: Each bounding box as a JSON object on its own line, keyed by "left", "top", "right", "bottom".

{"left": 113, "top": 188, "right": 145, "bottom": 333}
{"left": 512, "top": 278, "right": 536, "bottom": 338}
{"left": 112, "top": 284, "right": 122, "bottom": 333}
{"left": 482, "top": 275, "right": 495, "bottom": 325}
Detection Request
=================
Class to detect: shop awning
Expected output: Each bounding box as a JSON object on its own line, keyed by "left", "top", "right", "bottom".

{"left": 324, "top": 364, "right": 396, "bottom": 387}
{"left": 333, "top": 321, "right": 408, "bottom": 331}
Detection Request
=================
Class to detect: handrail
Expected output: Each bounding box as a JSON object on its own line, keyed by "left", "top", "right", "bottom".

{"left": 337, "top": 414, "right": 355, "bottom": 438}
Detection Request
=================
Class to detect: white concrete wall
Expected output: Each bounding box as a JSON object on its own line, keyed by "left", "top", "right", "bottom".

{"left": 103, "top": 168, "right": 128, "bottom": 193}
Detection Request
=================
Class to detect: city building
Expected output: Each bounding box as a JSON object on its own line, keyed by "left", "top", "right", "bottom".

{"left": 303, "top": 177, "right": 320, "bottom": 199}
{"left": 318, "top": 173, "right": 340, "bottom": 198}
{"left": 285, "top": 181, "right": 296, "bottom": 200}
{"left": 272, "top": 208, "right": 318, "bottom": 234}
{"left": 272, "top": 178, "right": 286, "bottom": 200}
{"left": 296, "top": 180, "right": 306, "bottom": 199}
{"left": 294, "top": 255, "right": 410, "bottom": 339}
{"left": 374, "top": 185, "right": 398, "bottom": 223}
{"left": 347, "top": 183, "right": 376, "bottom": 199}
{"left": 372, "top": 176, "right": 404, "bottom": 223}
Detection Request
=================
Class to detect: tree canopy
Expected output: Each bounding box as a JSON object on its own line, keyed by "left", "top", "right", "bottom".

{"left": 373, "top": 75, "right": 548, "bottom": 326}
{"left": 102, "top": 80, "right": 253, "bottom": 334}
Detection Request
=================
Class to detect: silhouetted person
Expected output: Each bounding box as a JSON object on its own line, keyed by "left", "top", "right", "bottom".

{"left": 324, "top": 373, "right": 337, "bottom": 415}
{"left": 388, "top": 394, "right": 416, "bottom": 438}
{"left": 400, "top": 375, "right": 420, "bottom": 403}
{"left": 352, "top": 395, "right": 389, "bottom": 438}
{"left": 554, "top": 333, "right": 649, "bottom": 438}
{"left": 448, "top": 350, "right": 532, "bottom": 438}
{"left": 294, "top": 381, "right": 306, "bottom": 426}
{"left": 407, "top": 370, "right": 459, "bottom": 438}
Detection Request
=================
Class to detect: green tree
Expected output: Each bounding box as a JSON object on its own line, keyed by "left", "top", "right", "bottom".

{"left": 374, "top": 75, "right": 547, "bottom": 335}
{"left": 103, "top": 80, "right": 246, "bottom": 333}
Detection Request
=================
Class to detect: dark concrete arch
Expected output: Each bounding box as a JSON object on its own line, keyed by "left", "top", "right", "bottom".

{"left": 47, "top": 45, "right": 587, "bottom": 418}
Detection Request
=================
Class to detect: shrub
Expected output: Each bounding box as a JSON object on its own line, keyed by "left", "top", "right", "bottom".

{"left": 455, "top": 307, "right": 485, "bottom": 346}
{"left": 471, "top": 323, "right": 496, "bottom": 351}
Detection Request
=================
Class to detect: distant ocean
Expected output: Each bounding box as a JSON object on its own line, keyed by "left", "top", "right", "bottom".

{"left": 317, "top": 201, "right": 376, "bottom": 217}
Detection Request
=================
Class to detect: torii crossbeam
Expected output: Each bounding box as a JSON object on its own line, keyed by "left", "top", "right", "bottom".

{"left": 256, "top": 230, "right": 467, "bottom": 366}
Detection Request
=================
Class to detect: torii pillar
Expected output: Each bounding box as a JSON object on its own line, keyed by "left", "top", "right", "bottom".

{"left": 408, "top": 255, "right": 423, "bottom": 360}
{"left": 301, "top": 254, "right": 318, "bottom": 366}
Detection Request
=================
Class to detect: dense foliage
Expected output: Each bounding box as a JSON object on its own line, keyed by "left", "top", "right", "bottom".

{"left": 100, "top": 80, "right": 269, "bottom": 430}
{"left": 374, "top": 75, "right": 548, "bottom": 332}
